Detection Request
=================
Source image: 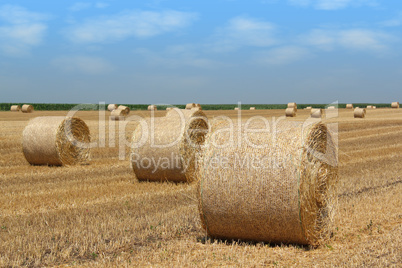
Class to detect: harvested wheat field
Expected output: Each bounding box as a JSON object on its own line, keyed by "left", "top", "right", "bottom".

{"left": 0, "top": 108, "right": 401, "bottom": 267}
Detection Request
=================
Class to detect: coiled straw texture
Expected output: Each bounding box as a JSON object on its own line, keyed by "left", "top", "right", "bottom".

{"left": 23, "top": 116, "right": 91, "bottom": 166}
{"left": 197, "top": 120, "right": 338, "bottom": 246}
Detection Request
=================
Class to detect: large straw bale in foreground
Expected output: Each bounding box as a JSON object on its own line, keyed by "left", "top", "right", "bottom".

{"left": 287, "top": 102, "right": 297, "bottom": 112}
{"left": 23, "top": 117, "right": 90, "bottom": 166}
{"left": 131, "top": 109, "right": 208, "bottom": 182}
{"left": 285, "top": 107, "right": 296, "bottom": 117}
{"left": 391, "top": 102, "right": 399, "bottom": 108}
{"left": 108, "top": 104, "right": 118, "bottom": 111}
{"left": 10, "top": 105, "right": 20, "bottom": 112}
{"left": 22, "top": 104, "right": 34, "bottom": 113}
{"left": 354, "top": 108, "right": 366, "bottom": 118}
{"left": 197, "top": 121, "right": 338, "bottom": 245}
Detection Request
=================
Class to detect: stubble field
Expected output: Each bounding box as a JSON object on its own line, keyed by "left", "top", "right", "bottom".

{"left": 0, "top": 108, "right": 401, "bottom": 267}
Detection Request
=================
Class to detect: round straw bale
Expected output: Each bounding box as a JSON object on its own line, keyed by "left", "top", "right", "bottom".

{"left": 311, "top": 108, "right": 322, "bottom": 118}
{"left": 185, "top": 103, "right": 196, "bottom": 110}
{"left": 131, "top": 109, "right": 209, "bottom": 182}
{"left": 250, "top": 107, "right": 256, "bottom": 110}
{"left": 197, "top": 121, "right": 338, "bottom": 245}
{"left": 21, "top": 104, "right": 34, "bottom": 113}
{"left": 327, "top": 106, "right": 336, "bottom": 110}
{"left": 234, "top": 107, "right": 239, "bottom": 110}
{"left": 354, "top": 108, "right": 366, "bottom": 118}
{"left": 306, "top": 106, "right": 312, "bottom": 110}
{"left": 285, "top": 107, "right": 296, "bottom": 117}
{"left": 287, "top": 102, "right": 297, "bottom": 112}
{"left": 110, "top": 108, "right": 126, "bottom": 120}
{"left": 166, "top": 107, "right": 173, "bottom": 111}
{"left": 148, "top": 105, "right": 157, "bottom": 111}
{"left": 346, "top": 104, "right": 353, "bottom": 109}
{"left": 367, "top": 105, "right": 372, "bottom": 109}
{"left": 391, "top": 102, "right": 399, "bottom": 108}
{"left": 108, "top": 104, "right": 118, "bottom": 111}
{"left": 118, "top": 105, "right": 130, "bottom": 114}
{"left": 372, "top": 106, "right": 376, "bottom": 109}
{"left": 22, "top": 116, "right": 90, "bottom": 166}
{"left": 10, "top": 105, "right": 21, "bottom": 112}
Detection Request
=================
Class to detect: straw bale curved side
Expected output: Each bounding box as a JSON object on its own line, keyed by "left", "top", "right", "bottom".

{"left": 285, "top": 107, "right": 296, "bottom": 117}
{"left": 346, "top": 104, "right": 353, "bottom": 109}
{"left": 234, "top": 107, "right": 239, "bottom": 110}
{"left": 23, "top": 116, "right": 90, "bottom": 166}
{"left": 367, "top": 105, "right": 372, "bottom": 109}
{"left": 131, "top": 109, "right": 209, "bottom": 182}
{"left": 250, "top": 107, "right": 255, "bottom": 110}
{"left": 22, "top": 104, "right": 34, "bottom": 113}
{"left": 354, "top": 108, "right": 366, "bottom": 118}
{"left": 108, "top": 104, "right": 118, "bottom": 111}
{"left": 10, "top": 105, "right": 21, "bottom": 112}
{"left": 391, "top": 102, "right": 399, "bottom": 108}
{"left": 311, "top": 108, "right": 322, "bottom": 118}
{"left": 197, "top": 121, "right": 338, "bottom": 246}
{"left": 287, "top": 102, "right": 297, "bottom": 112}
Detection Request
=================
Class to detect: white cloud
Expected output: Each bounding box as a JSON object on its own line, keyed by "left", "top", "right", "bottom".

{"left": 69, "top": 2, "right": 109, "bottom": 11}
{"left": 65, "top": 10, "right": 197, "bottom": 44}
{"left": 134, "top": 45, "right": 225, "bottom": 69}
{"left": 302, "top": 29, "right": 393, "bottom": 52}
{"left": 381, "top": 11, "right": 402, "bottom": 27}
{"left": 211, "top": 16, "right": 278, "bottom": 52}
{"left": 288, "top": 0, "right": 378, "bottom": 10}
{"left": 52, "top": 56, "right": 114, "bottom": 74}
{"left": 0, "top": 5, "right": 48, "bottom": 56}
{"left": 254, "top": 46, "right": 310, "bottom": 65}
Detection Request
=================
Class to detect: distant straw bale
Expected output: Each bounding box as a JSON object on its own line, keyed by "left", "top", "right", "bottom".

{"left": 391, "top": 102, "right": 399, "bottom": 108}
{"left": 346, "top": 104, "right": 353, "bottom": 109}
{"left": 234, "top": 107, "right": 239, "bottom": 110}
{"left": 21, "top": 104, "right": 34, "bottom": 113}
{"left": 118, "top": 105, "right": 130, "bottom": 115}
{"left": 186, "top": 103, "right": 196, "bottom": 110}
{"left": 367, "top": 105, "right": 373, "bottom": 109}
{"left": 10, "top": 105, "right": 20, "bottom": 112}
{"left": 110, "top": 108, "right": 126, "bottom": 121}
{"left": 250, "top": 107, "right": 256, "bottom": 110}
{"left": 108, "top": 104, "right": 118, "bottom": 111}
{"left": 131, "top": 109, "right": 209, "bottom": 182}
{"left": 311, "top": 108, "right": 322, "bottom": 118}
{"left": 197, "top": 120, "right": 338, "bottom": 246}
{"left": 287, "top": 102, "right": 297, "bottom": 112}
{"left": 306, "top": 106, "right": 312, "bottom": 110}
{"left": 285, "top": 107, "right": 296, "bottom": 117}
{"left": 22, "top": 116, "right": 90, "bottom": 166}
{"left": 354, "top": 108, "right": 366, "bottom": 118}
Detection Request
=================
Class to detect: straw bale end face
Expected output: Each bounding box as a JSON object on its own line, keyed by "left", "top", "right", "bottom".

{"left": 23, "top": 116, "right": 91, "bottom": 166}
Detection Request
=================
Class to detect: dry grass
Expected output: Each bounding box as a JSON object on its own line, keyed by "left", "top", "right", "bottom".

{"left": 0, "top": 108, "right": 401, "bottom": 267}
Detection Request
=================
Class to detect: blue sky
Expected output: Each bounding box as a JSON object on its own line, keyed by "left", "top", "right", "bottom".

{"left": 0, "top": 0, "right": 401, "bottom": 104}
